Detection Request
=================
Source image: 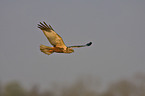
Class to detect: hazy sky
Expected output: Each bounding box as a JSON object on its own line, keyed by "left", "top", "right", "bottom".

{"left": 0, "top": 0, "right": 145, "bottom": 90}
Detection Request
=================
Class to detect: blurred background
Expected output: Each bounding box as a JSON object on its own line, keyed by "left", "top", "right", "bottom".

{"left": 0, "top": 0, "right": 145, "bottom": 96}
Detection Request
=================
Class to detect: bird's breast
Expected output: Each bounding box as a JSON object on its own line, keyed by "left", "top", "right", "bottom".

{"left": 52, "top": 47, "right": 64, "bottom": 53}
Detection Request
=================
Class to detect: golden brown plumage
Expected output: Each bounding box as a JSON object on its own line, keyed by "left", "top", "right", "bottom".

{"left": 38, "top": 21, "right": 92, "bottom": 55}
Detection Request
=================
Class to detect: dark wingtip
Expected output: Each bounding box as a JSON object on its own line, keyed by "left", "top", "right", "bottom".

{"left": 86, "top": 42, "right": 92, "bottom": 46}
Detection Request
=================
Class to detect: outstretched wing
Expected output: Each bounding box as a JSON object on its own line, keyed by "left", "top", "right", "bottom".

{"left": 38, "top": 21, "right": 67, "bottom": 49}
{"left": 68, "top": 42, "right": 92, "bottom": 48}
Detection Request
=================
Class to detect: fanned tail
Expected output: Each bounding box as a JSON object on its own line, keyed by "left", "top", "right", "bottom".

{"left": 40, "top": 45, "right": 54, "bottom": 55}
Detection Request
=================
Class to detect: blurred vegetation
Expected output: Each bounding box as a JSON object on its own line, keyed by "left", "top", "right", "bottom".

{"left": 0, "top": 73, "right": 145, "bottom": 96}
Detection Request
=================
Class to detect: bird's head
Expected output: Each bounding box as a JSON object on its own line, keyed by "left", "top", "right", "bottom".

{"left": 65, "top": 48, "right": 74, "bottom": 53}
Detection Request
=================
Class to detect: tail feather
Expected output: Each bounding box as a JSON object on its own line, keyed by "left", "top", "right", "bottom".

{"left": 40, "top": 45, "right": 54, "bottom": 55}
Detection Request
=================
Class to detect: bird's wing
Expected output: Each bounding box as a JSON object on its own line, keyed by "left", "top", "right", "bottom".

{"left": 68, "top": 42, "right": 92, "bottom": 48}
{"left": 38, "top": 21, "right": 67, "bottom": 49}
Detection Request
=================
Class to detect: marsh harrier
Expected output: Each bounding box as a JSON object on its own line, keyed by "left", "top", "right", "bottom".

{"left": 38, "top": 21, "right": 92, "bottom": 55}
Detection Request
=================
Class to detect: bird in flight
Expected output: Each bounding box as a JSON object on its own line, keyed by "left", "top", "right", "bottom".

{"left": 38, "top": 21, "right": 92, "bottom": 55}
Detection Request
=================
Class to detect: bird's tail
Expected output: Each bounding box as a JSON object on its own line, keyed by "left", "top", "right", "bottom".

{"left": 40, "top": 45, "right": 54, "bottom": 55}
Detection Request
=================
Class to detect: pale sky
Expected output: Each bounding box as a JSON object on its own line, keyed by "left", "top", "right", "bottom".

{"left": 0, "top": 0, "right": 145, "bottom": 90}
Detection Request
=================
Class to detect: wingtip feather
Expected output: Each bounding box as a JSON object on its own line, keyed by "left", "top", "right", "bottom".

{"left": 86, "top": 42, "right": 92, "bottom": 46}
{"left": 37, "top": 21, "right": 51, "bottom": 31}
